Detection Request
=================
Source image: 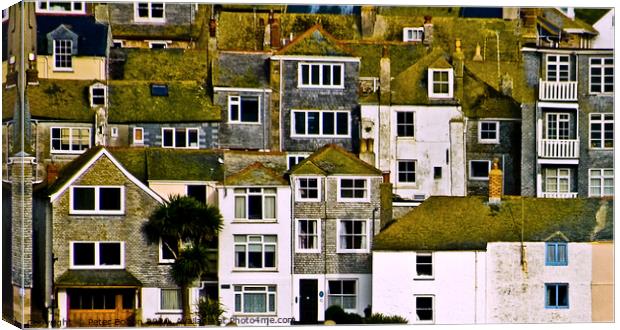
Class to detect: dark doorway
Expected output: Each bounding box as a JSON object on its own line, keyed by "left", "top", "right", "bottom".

{"left": 299, "top": 279, "right": 318, "bottom": 324}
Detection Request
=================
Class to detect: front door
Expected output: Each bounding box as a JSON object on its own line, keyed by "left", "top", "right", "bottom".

{"left": 299, "top": 279, "right": 318, "bottom": 324}
{"left": 67, "top": 288, "right": 136, "bottom": 327}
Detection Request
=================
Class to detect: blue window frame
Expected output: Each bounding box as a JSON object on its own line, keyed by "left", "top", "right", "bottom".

{"left": 545, "top": 242, "right": 567, "bottom": 266}
{"left": 545, "top": 283, "right": 569, "bottom": 309}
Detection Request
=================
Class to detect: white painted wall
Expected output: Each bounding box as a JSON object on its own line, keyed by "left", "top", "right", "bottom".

{"left": 292, "top": 274, "right": 372, "bottom": 322}
{"left": 486, "top": 242, "right": 592, "bottom": 323}
{"left": 141, "top": 287, "right": 200, "bottom": 323}
{"left": 361, "top": 105, "right": 465, "bottom": 199}
{"left": 217, "top": 185, "right": 292, "bottom": 326}
{"left": 592, "top": 9, "right": 614, "bottom": 49}
{"left": 372, "top": 251, "right": 485, "bottom": 324}
{"left": 148, "top": 181, "right": 218, "bottom": 205}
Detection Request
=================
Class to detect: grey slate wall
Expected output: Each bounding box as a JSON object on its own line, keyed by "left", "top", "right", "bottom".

{"left": 214, "top": 91, "right": 271, "bottom": 150}
{"left": 292, "top": 176, "right": 382, "bottom": 274}
{"left": 108, "top": 3, "right": 195, "bottom": 25}
{"left": 130, "top": 122, "right": 219, "bottom": 149}
{"left": 279, "top": 60, "right": 360, "bottom": 152}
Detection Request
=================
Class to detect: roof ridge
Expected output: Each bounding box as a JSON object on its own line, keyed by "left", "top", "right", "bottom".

{"left": 275, "top": 24, "right": 352, "bottom": 56}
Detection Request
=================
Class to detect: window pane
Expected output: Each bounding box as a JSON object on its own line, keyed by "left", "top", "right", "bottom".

{"left": 73, "top": 243, "right": 95, "bottom": 266}
{"left": 294, "top": 112, "right": 306, "bottom": 134}
{"left": 307, "top": 112, "right": 320, "bottom": 134}
{"left": 248, "top": 244, "right": 263, "bottom": 268}
{"left": 332, "top": 65, "right": 342, "bottom": 85}
{"left": 235, "top": 196, "right": 246, "bottom": 218}
{"left": 161, "top": 289, "right": 181, "bottom": 310}
{"left": 547, "top": 285, "right": 557, "bottom": 306}
{"left": 264, "top": 196, "right": 275, "bottom": 219}
{"left": 175, "top": 130, "right": 186, "bottom": 148}
{"left": 99, "top": 187, "right": 121, "bottom": 211}
{"left": 264, "top": 245, "right": 275, "bottom": 267}
{"left": 301, "top": 65, "right": 309, "bottom": 85}
{"left": 161, "top": 236, "right": 178, "bottom": 260}
{"left": 248, "top": 195, "right": 262, "bottom": 219}
{"left": 73, "top": 187, "right": 95, "bottom": 210}
{"left": 336, "top": 112, "right": 348, "bottom": 135}
{"left": 311, "top": 65, "right": 320, "bottom": 85}
{"left": 322, "top": 65, "right": 331, "bottom": 85}
{"left": 471, "top": 161, "right": 489, "bottom": 178}
{"left": 558, "top": 285, "right": 568, "bottom": 307}
{"left": 244, "top": 293, "right": 266, "bottom": 313}
{"left": 99, "top": 243, "right": 121, "bottom": 266}
{"left": 163, "top": 129, "right": 174, "bottom": 147}
{"left": 241, "top": 97, "right": 259, "bottom": 122}
{"left": 235, "top": 245, "right": 246, "bottom": 267}
{"left": 323, "top": 112, "right": 335, "bottom": 135}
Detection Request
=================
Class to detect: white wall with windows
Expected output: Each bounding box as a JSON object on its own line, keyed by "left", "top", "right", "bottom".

{"left": 141, "top": 287, "right": 200, "bottom": 322}
{"left": 361, "top": 105, "right": 465, "bottom": 199}
{"left": 372, "top": 251, "right": 485, "bottom": 324}
{"left": 217, "top": 185, "right": 292, "bottom": 323}
{"left": 291, "top": 274, "right": 371, "bottom": 322}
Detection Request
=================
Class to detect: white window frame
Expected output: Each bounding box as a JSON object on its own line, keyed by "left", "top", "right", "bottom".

{"left": 291, "top": 110, "right": 350, "bottom": 138}
{"left": 336, "top": 219, "right": 370, "bottom": 253}
{"left": 327, "top": 279, "right": 358, "bottom": 312}
{"left": 89, "top": 83, "right": 107, "bottom": 107}
{"left": 147, "top": 40, "right": 169, "bottom": 49}
{"left": 546, "top": 54, "right": 571, "bottom": 82}
{"left": 298, "top": 62, "right": 344, "bottom": 89}
{"left": 234, "top": 235, "right": 277, "bottom": 270}
{"left": 133, "top": 127, "right": 144, "bottom": 145}
{"left": 414, "top": 252, "right": 434, "bottom": 279}
{"left": 69, "top": 186, "right": 125, "bottom": 215}
{"left": 397, "top": 160, "right": 416, "bottom": 184}
{"left": 295, "top": 177, "right": 321, "bottom": 202}
{"left": 112, "top": 39, "right": 124, "bottom": 48}
{"left": 428, "top": 68, "right": 453, "bottom": 99}
{"left": 396, "top": 111, "right": 415, "bottom": 138}
{"left": 161, "top": 127, "right": 199, "bottom": 149}
{"left": 158, "top": 237, "right": 178, "bottom": 264}
{"left": 588, "top": 168, "right": 613, "bottom": 197}
{"left": 287, "top": 153, "right": 310, "bottom": 170}
{"left": 403, "top": 27, "right": 424, "bottom": 42}
{"left": 110, "top": 127, "right": 118, "bottom": 138}
{"left": 69, "top": 241, "right": 125, "bottom": 269}
{"left": 544, "top": 168, "right": 572, "bottom": 194}
{"left": 469, "top": 160, "right": 491, "bottom": 181}
{"left": 589, "top": 113, "right": 614, "bottom": 149}
{"left": 296, "top": 219, "right": 321, "bottom": 253}
{"left": 589, "top": 57, "right": 613, "bottom": 95}
{"left": 478, "top": 120, "right": 500, "bottom": 144}
{"left": 545, "top": 112, "right": 571, "bottom": 140}
{"left": 134, "top": 2, "right": 165, "bottom": 23}
{"left": 36, "top": 1, "right": 86, "bottom": 14}
{"left": 233, "top": 188, "right": 277, "bottom": 221}
{"left": 414, "top": 295, "right": 435, "bottom": 323}
{"left": 234, "top": 285, "right": 277, "bottom": 315}
{"left": 53, "top": 39, "right": 73, "bottom": 71}
{"left": 50, "top": 127, "right": 91, "bottom": 154}
{"left": 337, "top": 177, "right": 370, "bottom": 202}
{"left": 228, "top": 95, "right": 261, "bottom": 124}
{"left": 160, "top": 288, "right": 182, "bottom": 312}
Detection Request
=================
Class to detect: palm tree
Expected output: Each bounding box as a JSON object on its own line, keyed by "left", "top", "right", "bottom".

{"left": 143, "top": 195, "right": 223, "bottom": 325}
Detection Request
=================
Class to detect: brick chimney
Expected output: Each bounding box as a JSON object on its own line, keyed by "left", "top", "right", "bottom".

{"left": 489, "top": 158, "right": 503, "bottom": 204}
{"left": 423, "top": 16, "right": 433, "bottom": 45}
{"left": 269, "top": 11, "right": 281, "bottom": 49}
{"left": 9, "top": 152, "right": 36, "bottom": 325}
{"left": 361, "top": 6, "right": 377, "bottom": 39}
{"left": 379, "top": 46, "right": 391, "bottom": 105}
{"left": 47, "top": 163, "right": 59, "bottom": 186}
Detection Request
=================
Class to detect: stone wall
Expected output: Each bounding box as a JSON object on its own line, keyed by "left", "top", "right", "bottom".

{"left": 214, "top": 90, "right": 271, "bottom": 150}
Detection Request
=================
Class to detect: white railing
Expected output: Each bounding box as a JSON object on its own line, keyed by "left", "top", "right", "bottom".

{"left": 539, "top": 79, "right": 578, "bottom": 101}
{"left": 537, "top": 139, "right": 580, "bottom": 158}
{"left": 540, "top": 192, "right": 578, "bottom": 198}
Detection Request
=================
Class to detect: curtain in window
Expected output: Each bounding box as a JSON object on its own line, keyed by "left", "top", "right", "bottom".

{"left": 161, "top": 289, "right": 181, "bottom": 310}
{"left": 264, "top": 196, "right": 275, "bottom": 218}
{"left": 243, "top": 293, "right": 266, "bottom": 313}
{"left": 235, "top": 196, "right": 245, "bottom": 218}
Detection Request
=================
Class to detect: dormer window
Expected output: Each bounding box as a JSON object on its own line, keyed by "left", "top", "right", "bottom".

{"left": 428, "top": 68, "right": 453, "bottom": 99}
{"left": 135, "top": 2, "right": 165, "bottom": 23}
{"left": 36, "top": 1, "right": 86, "bottom": 14}
{"left": 89, "top": 83, "right": 107, "bottom": 107}
{"left": 403, "top": 27, "right": 424, "bottom": 42}
{"left": 298, "top": 63, "right": 344, "bottom": 88}
{"left": 53, "top": 39, "right": 73, "bottom": 71}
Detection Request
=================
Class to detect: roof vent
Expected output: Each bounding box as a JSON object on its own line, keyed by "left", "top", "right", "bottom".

{"left": 150, "top": 83, "right": 169, "bottom": 97}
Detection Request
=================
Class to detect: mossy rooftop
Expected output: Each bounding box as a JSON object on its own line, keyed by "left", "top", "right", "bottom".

{"left": 291, "top": 144, "right": 382, "bottom": 176}
{"left": 374, "top": 196, "right": 613, "bottom": 251}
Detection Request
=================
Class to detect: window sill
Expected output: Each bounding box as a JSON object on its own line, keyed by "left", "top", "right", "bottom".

{"left": 297, "top": 85, "right": 345, "bottom": 90}
{"left": 290, "top": 135, "right": 351, "bottom": 139}
{"left": 51, "top": 150, "right": 88, "bottom": 155}
{"left": 134, "top": 18, "right": 166, "bottom": 24}
{"left": 589, "top": 147, "right": 613, "bottom": 151}
{"left": 228, "top": 121, "right": 263, "bottom": 125}
{"left": 156, "top": 310, "right": 182, "bottom": 314}
{"left": 336, "top": 199, "right": 371, "bottom": 203}
{"left": 296, "top": 199, "right": 322, "bottom": 203}
{"left": 428, "top": 94, "right": 453, "bottom": 99}
{"left": 413, "top": 277, "right": 435, "bottom": 281}
{"left": 70, "top": 212, "right": 125, "bottom": 216}
{"left": 396, "top": 136, "right": 416, "bottom": 140}
{"left": 231, "top": 220, "right": 278, "bottom": 224}
{"left": 336, "top": 250, "right": 370, "bottom": 254}
{"left": 469, "top": 177, "right": 489, "bottom": 181}
{"left": 232, "top": 269, "right": 278, "bottom": 272}
{"left": 52, "top": 68, "right": 74, "bottom": 72}
{"left": 478, "top": 140, "right": 500, "bottom": 144}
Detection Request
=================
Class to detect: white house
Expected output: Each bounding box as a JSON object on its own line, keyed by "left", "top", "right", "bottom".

{"left": 372, "top": 189, "right": 612, "bottom": 324}
{"left": 592, "top": 8, "right": 614, "bottom": 49}
{"left": 217, "top": 162, "right": 293, "bottom": 326}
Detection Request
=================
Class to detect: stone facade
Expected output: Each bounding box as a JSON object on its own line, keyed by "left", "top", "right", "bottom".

{"left": 106, "top": 3, "right": 196, "bottom": 27}
{"left": 214, "top": 90, "right": 272, "bottom": 150}
{"left": 129, "top": 122, "right": 218, "bottom": 150}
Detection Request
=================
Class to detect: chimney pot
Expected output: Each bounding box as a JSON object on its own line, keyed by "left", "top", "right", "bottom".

{"left": 382, "top": 171, "right": 390, "bottom": 184}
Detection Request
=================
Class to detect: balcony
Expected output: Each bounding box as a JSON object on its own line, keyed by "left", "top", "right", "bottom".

{"left": 539, "top": 79, "right": 577, "bottom": 101}
{"left": 537, "top": 139, "right": 580, "bottom": 158}
{"left": 539, "top": 192, "right": 578, "bottom": 198}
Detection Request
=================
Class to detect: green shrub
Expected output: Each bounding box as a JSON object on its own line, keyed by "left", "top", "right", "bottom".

{"left": 364, "top": 313, "right": 409, "bottom": 324}
{"left": 324, "top": 305, "right": 364, "bottom": 324}
{"left": 197, "top": 297, "right": 225, "bottom": 326}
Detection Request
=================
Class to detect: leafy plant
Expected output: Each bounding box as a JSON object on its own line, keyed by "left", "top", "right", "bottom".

{"left": 197, "top": 297, "right": 225, "bottom": 326}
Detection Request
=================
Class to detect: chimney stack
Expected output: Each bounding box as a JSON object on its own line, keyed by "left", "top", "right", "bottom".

{"left": 379, "top": 46, "right": 391, "bottom": 105}
{"left": 423, "top": 16, "right": 433, "bottom": 45}
{"left": 489, "top": 158, "right": 503, "bottom": 204}
{"left": 453, "top": 39, "right": 464, "bottom": 102}
{"left": 47, "top": 163, "right": 59, "bottom": 186}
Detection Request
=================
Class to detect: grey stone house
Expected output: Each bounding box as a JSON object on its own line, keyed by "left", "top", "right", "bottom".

{"left": 520, "top": 11, "right": 614, "bottom": 198}
{"left": 289, "top": 144, "right": 390, "bottom": 323}
{"left": 270, "top": 25, "right": 361, "bottom": 166}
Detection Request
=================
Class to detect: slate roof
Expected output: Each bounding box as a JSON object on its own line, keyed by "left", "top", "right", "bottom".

{"left": 345, "top": 42, "right": 427, "bottom": 77}
{"left": 36, "top": 15, "right": 109, "bottom": 57}
{"left": 275, "top": 24, "right": 354, "bottom": 57}
{"left": 374, "top": 196, "right": 613, "bottom": 251}
{"left": 116, "top": 49, "right": 208, "bottom": 82}
{"left": 3, "top": 79, "right": 95, "bottom": 122}
{"left": 213, "top": 51, "right": 271, "bottom": 88}
{"left": 291, "top": 144, "right": 381, "bottom": 176}
{"left": 47, "top": 146, "right": 106, "bottom": 194}
{"left": 540, "top": 7, "right": 598, "bottom": 34}
{"left": 55, "top": 269, "right": 142, "bottom": 287}
{"left": 224, "top": 162, "right": 288, "bottom": 186}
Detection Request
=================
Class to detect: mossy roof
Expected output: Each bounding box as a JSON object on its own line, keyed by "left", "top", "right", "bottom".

{"left": 224, "top": 162, "right": 288, "bottom": 186}
{"left": 541, "top": 8, "right": 598, "bottom": 34}
{"left": 344, "top": 42, "right": 427, "bottom": 77}
{"left": 374, "top": 196, "right": 613, "bottom": 251}
{"left": 275, "top": 24, "right": 353, "bottom": 56}
{"left": 575, "top": 8, "right": 612, "bottom": 25}
{"left": 3, "top": 79, "right": 95, "bottom": 122}
{"left": 118, "top": 48, "right": 208, "bottom": 82}
{"left": 291, "top": 144, "right": 381, "bottom": 176}
{"left": 48, "top": 146, "right": 106, "bottom": 194}
{"left": 279, "top": 13, "right": 361, "bottom": 41}
{"left": 108, "top": 148, "right": 225, "bottom": 182}
{"left": 390, "top": 47, "right": 450, "bottom": 105}
{"left": 213, "top": 51, "right": 270, "bottom": 88}
{"left": 377, "top": 7, "right": 461, "bottom": 17}
{"left": 465, "top": 60, "right": 535, "bottom": 104}
{"left": 56, "top": 270, "right": 142, "bottom": 287}
{"left": 107, "top": 81, "right": 220, "bottom": 123}
{"left": 460, "top": 67, "right": 521, "bottom": 119}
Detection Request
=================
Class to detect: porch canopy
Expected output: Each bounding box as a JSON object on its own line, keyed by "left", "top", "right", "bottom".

{"left": 56, "top": 270, "right": 142, "bottom": 288}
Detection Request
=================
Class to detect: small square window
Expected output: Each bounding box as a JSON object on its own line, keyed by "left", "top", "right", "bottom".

{"left": 403, "top": 27, "right": 424, "bottom": 42}
{"left": 545, "top": 283, "right": 569, "bottom": 309}
{"left": 160, "top": 289, "right": 182, "bottom": 311}
{"left": 133, "top": 127, "right": 144, "bottom": 145}
{"left": 545, "top": 242, "right": 567, "bottom": 266}
{"left": 433, "top": 167, "right": 442, "bottom": 179}
{"left": 415, "top": 252, "right": 433, "bottom": 278}
{"left": 415, "top": 295, "right": 434, "bottom": 322}
{"left": 428, "top": 69, "right": 453, "bottom": 98}
{"left": 338, "top": 179, "right": 368, "bottom": 202}
{"left": 112, "top": 40, "right": 124, "bottom": 48}
{"left": 397, "top": 160, "right": 416, "bottom": 183}
{"left": 110, "top": 127, "right": 118, "bottom": 138}
{"left": 297, "top": 178, "right": 320, "bottom": 201}
{"left": 478, "top": 121, "right": 499, "bottom": 143}
{"left": 469, "top": 160, "right": 491, "bottom": 180}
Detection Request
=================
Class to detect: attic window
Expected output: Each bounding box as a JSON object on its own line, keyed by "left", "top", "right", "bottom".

{"left": 36, "top": 1, "right": 86, "bottom": 14}
{"left": 135, "top": 2, "right": 165, "bottom": 23}
{"left": 428, "top": 68, "right": 453, "bottom": 99}
{"left": 148, "top": 41, "right": 168, "bottom": 49}
{"left": 89, "top": 83, "right": 107, "bottom": 107}
{"left": 403, "top": 27, "right": 424, "bottom": 42}
{"left": 151, "top": 84, "right": 168, "bottom": 96}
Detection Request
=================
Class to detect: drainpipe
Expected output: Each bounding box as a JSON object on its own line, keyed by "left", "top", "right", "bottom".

{"left": 371, "top": 207, "right": 378, "bottom": 249}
